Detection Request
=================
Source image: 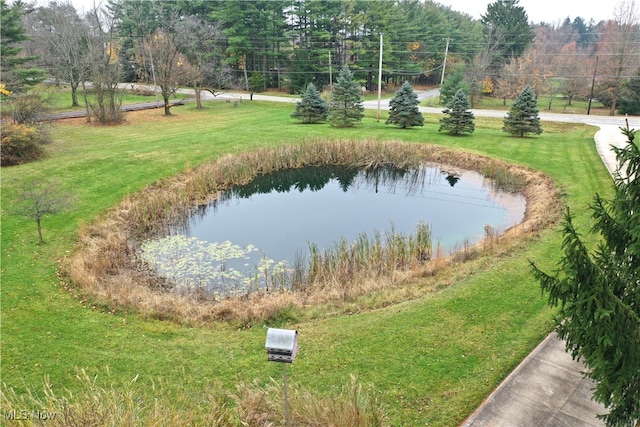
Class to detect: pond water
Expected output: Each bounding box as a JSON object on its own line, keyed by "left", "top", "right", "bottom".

{"left": 140, "top": 164, "right": 526, "bottom": 294}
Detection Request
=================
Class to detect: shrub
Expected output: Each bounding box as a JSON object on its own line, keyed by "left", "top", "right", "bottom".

{"left": 8, "top": 92, "right": 48, "bottom": 124}
{"left": 0, "top": 122, "right": 45, "bottom": 166}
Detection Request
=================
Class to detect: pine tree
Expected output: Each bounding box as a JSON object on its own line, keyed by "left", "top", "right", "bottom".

{"left": 385, "top": 81, "right": 424, "bottom": 129}
{"left": 502, "top": 84, "right": 542, "bottom": 137}
{"left": 469, "top": 77, "right": 481, "bottom": 108}
{"left": 0, "top": 0, "right": 44, "bottom": 92}
{"left": 531, "top": 125, "right": 640, "bottom": 427}
{"left": 290, "top": 83, "right": 328, "bottom": 124}
{"left": 439, "top": 89, "right": 475, "bottom": 136}
{"left": 328, "top": 65, "right": 364, "bottom": 128}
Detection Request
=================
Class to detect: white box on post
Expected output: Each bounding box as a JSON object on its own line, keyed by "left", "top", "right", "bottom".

{"left": 265, "top": 328, "right": 298, "bottom": 363}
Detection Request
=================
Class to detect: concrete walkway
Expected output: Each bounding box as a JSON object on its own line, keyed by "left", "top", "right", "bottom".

{"left": 461, "top": 332, "right": 607, "bottom": 427}
{"left": 461, "top": 122, "right": 635, "bottom": 427}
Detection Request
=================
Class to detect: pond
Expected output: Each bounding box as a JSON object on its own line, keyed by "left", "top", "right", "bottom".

{"left": 139, "top": 164, "right": 526, "bottom": 295}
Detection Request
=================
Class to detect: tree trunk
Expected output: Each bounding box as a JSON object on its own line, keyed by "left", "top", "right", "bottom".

{"left": 195, "top": 89, "right": 202, "bottom": 109}
{"left": 71, "top": 81, "right": 80, "bottom": 107}
{"left": 609, "top": 95, "right": 617, "bottom": 116}
{"left": 194, "top": 83, "right": 202, "bottom": 109}
{"left": 163, "top": 94, "right": 172, "bottom": 116}
{"left": 36, "top": 218, "right": 44, "bottom": 244}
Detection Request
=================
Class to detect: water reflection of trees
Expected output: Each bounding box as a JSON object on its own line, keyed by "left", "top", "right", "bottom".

{"left": 216, "top": 164, "right": 440, "bottom": 201}
{"left": 181, "top": 164, "right": 454, "bottom": 234}
{"left": 221, "top": 165, "right": 361, "bottom": 198}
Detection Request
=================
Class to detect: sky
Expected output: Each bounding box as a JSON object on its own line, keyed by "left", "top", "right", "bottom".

{"left": 436, "top": 0, "right": 614, "bottom": 24}
{"left": 66, "top": 0, "right": 616, "bottom": 25}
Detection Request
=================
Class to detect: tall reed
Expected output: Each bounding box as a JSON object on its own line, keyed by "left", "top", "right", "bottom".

{"left": 302, "top": 222, "right": 432, "bottom": 291}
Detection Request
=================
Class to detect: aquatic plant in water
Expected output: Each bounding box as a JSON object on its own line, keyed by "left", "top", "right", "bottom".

{"left": 139, "top": 235, "right": 290, "bottom": 296}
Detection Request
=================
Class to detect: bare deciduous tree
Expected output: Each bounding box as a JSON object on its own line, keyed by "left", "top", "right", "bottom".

{"left": 596, "top": 0, "right": 640, "bottom": 115}
{"left": 12, "top": 178, "right": 75, "bottom": 244}
{"left": 82, "top": 4, "right": 124, "bottom": 124}
{"left": 556, "top": 42, "right": 592, "bottom": 108}
{"left": 142, "top": 29, "right": 183, "bottom": 116}
{"left": 27, "top": 3, "right": 87, "bottom": 107}
{"left": 174, "top": 16, "right": 222, "bottom": 109}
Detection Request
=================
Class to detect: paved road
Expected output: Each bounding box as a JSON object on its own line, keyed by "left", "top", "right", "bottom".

{"left": 60, "top": 83, "right": 633, "bottom": 131}
{"left": 216, "top": 86, "right": 636, "bottom": 129}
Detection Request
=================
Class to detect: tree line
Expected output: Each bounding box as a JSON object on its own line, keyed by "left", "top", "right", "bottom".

{"left": 2, "top": 0, "right": 639, "bottom": 122}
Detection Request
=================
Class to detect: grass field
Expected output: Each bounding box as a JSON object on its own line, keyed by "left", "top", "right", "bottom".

{"left": 0, "top": 99, "right": 613, "bottom": 425}
{"left": 420, "top": 91, "right": 609, "bottom": 116}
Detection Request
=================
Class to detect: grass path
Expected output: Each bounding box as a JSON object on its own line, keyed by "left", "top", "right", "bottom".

{"left": 1, "top": 101, "right": 612, "bottom": 425}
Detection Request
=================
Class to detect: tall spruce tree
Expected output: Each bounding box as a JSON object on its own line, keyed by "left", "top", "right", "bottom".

{"left": 0, "top": 0, "right": 44, "bottom": 93}
{"left": 439, "top": 89, "right": 475, "bottom": 135}
{"left": 530, "top": 125, "right": 639, "bottom": 427}
{"left": 385, "top": 81, "right": 424, "bottom": 129}
{"left": 481, "top": 0, "right": 534, "bottom": 79}
{"left": 502, "top": 84, "right": 542, "bottom": 137}
{"left": 291, "top": 83, "right": 328, "bottom": 123}
{"left": 327, "top": 65, "right": 364, "bottom": 128}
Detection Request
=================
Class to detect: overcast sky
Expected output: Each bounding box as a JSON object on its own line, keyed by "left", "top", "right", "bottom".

{"left": 437, "top": 0, "right": 614, "bottom": 24}
{"left": 66, "top": 0, "right": 617, "bottom": 25}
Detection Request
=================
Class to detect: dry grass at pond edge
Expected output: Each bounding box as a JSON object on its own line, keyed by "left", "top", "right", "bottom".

{"left": 2, "top": 370, "right": 384, "bottom": 426}
{"left": 63, "top": 138, "right": 562, "bottom": 325}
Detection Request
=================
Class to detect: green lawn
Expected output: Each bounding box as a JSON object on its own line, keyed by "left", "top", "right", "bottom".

{"left": 421, "top": 92, "right": 608, "bottom": 116}
{"left": 37, "top": 84, "right": 159, "bottom": 113}
{"left": 0, "top": 100, "right": 612, "bottom": 425}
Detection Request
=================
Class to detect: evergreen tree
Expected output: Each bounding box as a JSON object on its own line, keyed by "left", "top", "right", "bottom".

{"left": 290, "top": 83, "right": 328, "bottom": 124}
{"left": 617, "top": 68, "right": 640, "bottom": 116}
{"left": 385, "top": 81, "right": 424, "bottom": 129}
{"left": 481, "top": 0, "right": 534, "bottom": 78}
{"left": 439, "top": 89, "right": 475, "bottom": 136}
{"left": 327, "top": 65, "right": 364, "bottom": 128}
{"left": 439, "top": 67, "right": 467, "bottom": 105}
{"left": 468, "top": 77, "right": 481, "bottom": 108}
{"left": 0, "top": 0, "right": 44, "bottom": 92}
{"left": 502, "top": 85, "right": 542, "bottom": 137}
{"left": 531, "top": 125, "right": 640, "bottom": 427}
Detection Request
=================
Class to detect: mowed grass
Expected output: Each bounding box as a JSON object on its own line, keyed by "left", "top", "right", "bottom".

{"left": 1, "top": 100, "right": 613, "bottom": 425}
{"left": 421, "top": 92, "right": 608, "bottom": 116}
{"left": 47, "top": 86, "right": 160, "bottom": 112}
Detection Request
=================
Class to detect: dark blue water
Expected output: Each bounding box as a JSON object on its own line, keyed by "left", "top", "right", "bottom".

{"left": 140, "top": 165, "right": 525, "bottom": 293}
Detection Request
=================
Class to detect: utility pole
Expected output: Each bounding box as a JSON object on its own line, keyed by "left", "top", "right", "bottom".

{"left": 587, "top": 56, "right": 598, "bottom": 115}
{"left": 243, "top": 55, "right": 249, "bottom": 92}
{"left": 439, "top": 38, "right": 453, "bottom": 103}
{"left": 377, "top": 32, "right": 383, "bottom": 122}
{"left": 329, "top": 50, "right": 333, "bottom": 90}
